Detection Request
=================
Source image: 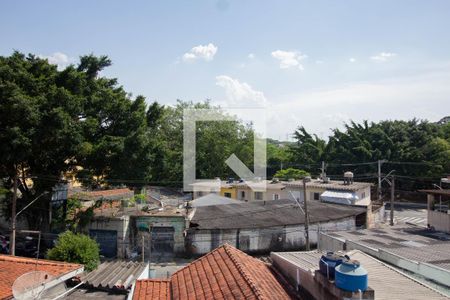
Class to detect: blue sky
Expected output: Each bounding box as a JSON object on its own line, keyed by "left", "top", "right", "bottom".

{"left": 1, "top": 0, "right": 449, "bottom": 139}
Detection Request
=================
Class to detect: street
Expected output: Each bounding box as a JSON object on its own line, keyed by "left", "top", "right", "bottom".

{"left": 385, "top": 202, "right": 427, "bottom": 227}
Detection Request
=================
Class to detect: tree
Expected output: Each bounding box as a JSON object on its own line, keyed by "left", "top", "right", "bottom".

{"left": 0, "top": 52, "right": 151, "bottom": 228}
{"left": 47, "top": 231, "right": 100, "bottom": 271}
{"left": 273, "top": 168, "right": 310, "bottom": 180}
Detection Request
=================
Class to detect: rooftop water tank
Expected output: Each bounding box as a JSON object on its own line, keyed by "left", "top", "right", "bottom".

{"left": 335, "top": 259, "right": 368, "bottom": 292}
{"left": 319, "top": 252, "right": 346, "bottom": 280}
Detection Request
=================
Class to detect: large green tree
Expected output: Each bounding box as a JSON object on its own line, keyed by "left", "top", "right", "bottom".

{"left": 0, "top": 52, "right": 151, "bottom": 229}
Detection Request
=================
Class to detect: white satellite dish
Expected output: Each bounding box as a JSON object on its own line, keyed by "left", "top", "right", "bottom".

{"left": 12, "top": 271, "right": 54, "bottom": 300}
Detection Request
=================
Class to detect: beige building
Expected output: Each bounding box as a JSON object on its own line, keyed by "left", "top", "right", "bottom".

{"left": 234, "top": 180, "right": 289, "bottom": 201}
{"left": 285, "top": 179, "right": 372, "bottom": 207}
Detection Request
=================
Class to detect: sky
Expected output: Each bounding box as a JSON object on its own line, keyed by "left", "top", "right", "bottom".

{"left": 1, "top": 0, "right": 449, "bottom": 140}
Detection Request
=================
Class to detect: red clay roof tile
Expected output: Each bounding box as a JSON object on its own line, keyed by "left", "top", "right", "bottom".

{"left": 133, "top": 244, "right": 292, "bottom": 300}
{"left": 0, "top": 255, "right": 82, "bottom": 300}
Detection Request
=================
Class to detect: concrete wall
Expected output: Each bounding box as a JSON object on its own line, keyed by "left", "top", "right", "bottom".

{"left": 186, "top": 217, "right": 356, "bottom": 255}
{"left": 135, "top": 215, "right": 186, "bottom": 254}
{"left": 428, "top": 210, "right": 450, "bottom": 233}
{"left": 89, "top": 216, "right": 130, "bottom": 258}
{"left": 235, "top": 187, "right": 289, "bottom": 201}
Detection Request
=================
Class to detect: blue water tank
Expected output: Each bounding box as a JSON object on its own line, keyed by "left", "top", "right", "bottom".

{"left": 335, "top": 259, "right": 368, "bottom": 292}
{"left": 319, "top": 252, "right": 346, "bottom": 280}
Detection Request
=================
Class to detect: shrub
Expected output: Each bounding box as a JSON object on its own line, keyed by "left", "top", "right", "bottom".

{"left": 47, "top": 231, "right": 100, "bottom": 271}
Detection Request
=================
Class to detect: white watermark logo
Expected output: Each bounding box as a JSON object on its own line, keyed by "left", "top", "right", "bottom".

{"left": 183, "top": 108, "right": 267, "bottom": 192}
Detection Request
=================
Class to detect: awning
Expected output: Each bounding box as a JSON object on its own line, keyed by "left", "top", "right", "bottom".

{"left": 320, "top": 191, "right": 359, "bottom": 205}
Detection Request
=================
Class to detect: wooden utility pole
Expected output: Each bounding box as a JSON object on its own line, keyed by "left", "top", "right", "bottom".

{"left": 390, "top": 176, "right": 395, "bottom": 226}
{"left": 303, "top": 178, "right": 310, "bottom": 251}
{"left": 377, "top": 160, "right": 382, "bottom": 201}
{"left": 10, "top": 173, "right": 17, "bottom": 256}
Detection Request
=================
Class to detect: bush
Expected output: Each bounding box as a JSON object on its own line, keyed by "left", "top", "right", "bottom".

{"left": 47, "top": 231, "right": 100, "bottom": 271}
{"left": 273, "top": 168, "right": 310, "bottom": 181}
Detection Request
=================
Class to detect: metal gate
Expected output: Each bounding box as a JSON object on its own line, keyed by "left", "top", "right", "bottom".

{"left": 151, "top": 227, "right": 174, "bottom": 253}
{"left": 89, "top": 229, "right": 117, "bottom": 258}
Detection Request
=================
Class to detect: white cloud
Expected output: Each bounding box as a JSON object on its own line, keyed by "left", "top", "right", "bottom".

{"left": 370, "top": 52, "right": 397, "bottom": 62}
{"left": 349, "top": 58, "right": 356, "bottom": 63}
{"left": 269, "top": 68, "right": 450, "bottom": 138}
{"left": 271, "top": 50, "right": 307, "bottom": 70}
{"left": 38, "top": 52, "right": 72, "bottom": 69}
{"left": 248, "top": 53, "right": 255, "bottom": 59}
{"left": 182, "top": 43, "right": 218, "bottom": 62}
{"left": 215, "top": 75, "right": 267, "bottom": 107}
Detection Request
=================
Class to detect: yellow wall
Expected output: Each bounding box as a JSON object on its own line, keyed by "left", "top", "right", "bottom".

{"left": 220, "top": 187, "right": 237, "bottom": 199}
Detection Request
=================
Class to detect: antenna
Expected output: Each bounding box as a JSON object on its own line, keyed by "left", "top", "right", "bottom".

{"left": 12, "top": 271, "right": 55, "bottom": 299}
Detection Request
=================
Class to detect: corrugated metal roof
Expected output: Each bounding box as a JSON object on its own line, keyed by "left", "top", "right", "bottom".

{"left": 82, "top": 261, "right": 148, "bottom": 290}
{"left": 190, "top": 194, "right": 241, "bottom": 207}
{"left": 272, "top": 250, "right": 448, "bottom": 299}
{"left": 286, "top": 179, "right": 371, "bottom": 192}
{"left": 325, "top": 226, "right": 450, "bottom": 273}
{"left": 190, "top": 199, "right": 366, "bottom": 230}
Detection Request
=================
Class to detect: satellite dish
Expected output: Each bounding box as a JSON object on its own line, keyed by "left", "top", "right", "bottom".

{"left": 12, "top": 271, "right": 54, "bottom": 300}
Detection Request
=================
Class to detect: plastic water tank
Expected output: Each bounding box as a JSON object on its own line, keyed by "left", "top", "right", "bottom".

{"left": 319, "top": 252, "right": 346, "bottom": 280}
{"left": 335, "top": 259, "right": 368, "bottom": 292}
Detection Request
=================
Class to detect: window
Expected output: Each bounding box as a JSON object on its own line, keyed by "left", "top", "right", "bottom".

{"left": 224, "top": 192, "right": 232, "bottom": 198}
{"left": 313, "top": 192, "right": 320, "bottom": 200}
{"left": 254, "top": 192, "right": 263, "bottom": 200}
{"left": 240, "top": 191, "right": 245, "bottom": 199}
{"left": 361, "top": 192, "right": 366, "bottom": 199}
{"left": 273, "top": 193, "right": 280, "bottom": 200}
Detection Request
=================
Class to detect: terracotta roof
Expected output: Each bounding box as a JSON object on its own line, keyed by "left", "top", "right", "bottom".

{"left": 0, "top": 255, "right": 83, "bottom": 300}
{"left": 72, "top": 188, "right": 134, "bottom": 201}
{"left": 133, "top": 279, "right": 171, "bottom": 300}
{"left": 133, "top": 244, "right": 292, "bottom": 300}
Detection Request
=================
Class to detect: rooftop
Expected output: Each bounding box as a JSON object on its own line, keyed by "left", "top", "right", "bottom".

{"left": 285, "top": 179, "right": 372, "bottom": 192}
{"left": 133, "top": 244, "right": 293, "bottom": 300}
{"left": 190, "top": 199, "right": 366, "bottom": 230}
{"left": 419, "top": 189, "right": 450, "bottom": 197}
{"left": 323, "top": 225, "right": 450, "bottom": 273}
{"left": 71, "top": 188, "right": 134, "bottom": 201}
{"left": 190, "top": 193, "right": 241, "bottom": 207}
{"left": 0, "top": 255, "right": 83, "bottom": 299}
{"left": 82, "top": 260, "right": 148, "bottom": 291}
{"left": 271, "top": 249, "right": 448, "bottom": 300}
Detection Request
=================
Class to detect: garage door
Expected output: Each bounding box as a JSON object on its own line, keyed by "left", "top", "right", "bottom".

{"left": 89, "top": 229, "right": 117, "bottom": 258}
{"left": 151, "top": 227, "right": 174, "bottom": 253}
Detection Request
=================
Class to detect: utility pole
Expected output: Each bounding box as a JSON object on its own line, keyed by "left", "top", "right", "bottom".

{"left": 10, "top": 173, "right": 17, "bottom": 256}
{"left": 377, "top": 160, "right": 382, "bottom": 201}
{"left": 303, "top": 177, "right": 311, "bottom": 251}
{"left": 390, "top": 176, "right": 395, "bottom": 226}
{"left": 141, "top": 235, "right": 145, "bottom": 263}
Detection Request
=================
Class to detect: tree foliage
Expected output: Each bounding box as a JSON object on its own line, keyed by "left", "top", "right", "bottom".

{"left": 289, "top": 119, "right": 450, "bottom": 189}
{"left": 273, "top": 168, "right": 310, "bottom": 180}
{"left": 0, "top": 52, "right": 150, "bottom": 228}
{"left": 47, "top": 231, "right": 100, "bottom": 271}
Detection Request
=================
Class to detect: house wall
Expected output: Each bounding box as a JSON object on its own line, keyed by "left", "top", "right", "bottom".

{"left": 428, "top": 210, "right": 450, "bottom": 233}
{"left": 235, "top": 187, "right": 289, "bottom": 201}
{"left": 186, "top": 217, "right": 356, "bottom": 255}
{"left": 287, "top": 186, "right": 371, "bottom": 205}
{"left": 135, "top": 215, "right": 186, "bottom": 254}
{"left": 219, "top": 187, "right": 236, "bottom": 199}
{"left": 89, "top": 216, "right": 130, "bottom": 258}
